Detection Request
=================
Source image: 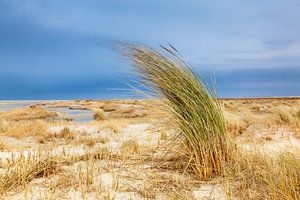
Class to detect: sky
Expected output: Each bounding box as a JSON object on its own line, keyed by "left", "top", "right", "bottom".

{"left": 0, "top": 0, "right": 300, "bottom": 100}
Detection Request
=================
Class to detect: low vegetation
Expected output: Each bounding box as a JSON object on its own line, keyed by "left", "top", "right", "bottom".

{"left": 93, "top": 109, "right": 106, "bottom": 121}
{"left": 0, "top": 119, "right": 48, "bottom": 139}
{"left": 0, "top": 98, "right": 299, "bottom": 199}
{"left": 0, "top": 106, "right": 57, "bottom": 121}
{"left": 0, "top": 153, "right": 58, "bottom": 194}
{"left": 224, "top": 149, "right": 300, "bottom": 200}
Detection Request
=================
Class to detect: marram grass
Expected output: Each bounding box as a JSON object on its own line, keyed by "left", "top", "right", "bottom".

{"left": 121, "top": 44, "right": 230, "bottom": 180}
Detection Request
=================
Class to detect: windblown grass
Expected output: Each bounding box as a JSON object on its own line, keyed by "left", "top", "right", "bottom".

{"left": 121, "top": 43, "right": 229, "bottom": 180}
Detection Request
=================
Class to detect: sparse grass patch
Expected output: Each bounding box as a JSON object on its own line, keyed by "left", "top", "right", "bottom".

{"left": 159, "top": 130, "right": 168, "bottom": 140}
{"left": 120, "top": 139, "right": 140, "bottom": 156}
{"left": 133, "top": 172, "right": 197, "bottom": 199}
{"left": 276, "top": 109, "right": 294, "bottom": 124}
{"left": 224, "top": 149, "right": 300, "bottom": 200}
{"left": 59, "top": 127, "right": 74, "bottom": 139}
{"left": 224, "top": 112, "right": 250, "bottom": 136}
{"left": 0, "top": 120, "right": 48, "bottom": 139}
{"left": 94, "top": 109, "right": 106, "bottom": 121}
{"left": 271, "top": 107, "right": 300, "bottom": 128}
{"left": 76, "top": 136, "right": 109, "bottom": 147}
{"left": 0, "top": 141, "right": 9, "bottom": 151}
{"left": 0, "top": 153, "right": 59, "bottom": 194}
{"left": 101, "top": 118, "right": 130, "bottom": 133}
{"left": 250, "top": 105, "right": 260, "bottom": 112}
{"left": 0, "top": 106, "right": 57, "bottom": 121}
{"left": 223, "top": 101, "right": 239, "bottom": 112}
{"left": 43, "top": 127, "right": 75, "bottom": 142}
{"left": 109, "top": 107, "right": 146, "bottom": 119}
{"left": 294, "top": 110, "right": 300, "bottom": 120}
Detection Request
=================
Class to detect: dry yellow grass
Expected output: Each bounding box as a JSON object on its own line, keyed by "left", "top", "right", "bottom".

{"left": 224, "top": 149, "right": 300, "bottom": 200}
{"left": 0, "top": 99, "right": 299, "bottom": 199}
{"left": 93, "top": 109, "right": 106, "bottom": 121}
{"left": 0, "top": 141, "right": 9, "bottom": 151}
{"left": 120, "top": 139, "right": 140, "bottom": 157}
{"left": 75, "top": 136, "right": 109, "bottom": 147}
{"left": 43, "top": 127, "right": 75, "bottom": 142}
{"left": 0, "top": 119, "right": 48, "bottom": 139}
{"left": 0, "top": 106, "right": 57, "bottom": 121}
{"left": 224, "top": 111, "right": 250, "bottom": 136}
{"left": 0, "top": 153, "right": 58, "bottom": 194}
{"left": 222, "top": 99, "right": 300, "bottom": 136}
{"left": 99, "top": 118, "right": 132, "bottom": 133}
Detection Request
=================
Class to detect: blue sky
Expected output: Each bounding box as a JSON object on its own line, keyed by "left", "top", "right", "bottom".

{"left": 0, "top": 0, "right": 300, "bottom": 99}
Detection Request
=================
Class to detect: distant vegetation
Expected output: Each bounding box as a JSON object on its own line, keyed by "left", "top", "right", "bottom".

{"left": 93, "top": 109, "right": 106, "bottom": 121}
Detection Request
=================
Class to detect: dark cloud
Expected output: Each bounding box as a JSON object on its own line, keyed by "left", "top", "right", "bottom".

{"left": 0, "top": 0, "right": 300, "bottom": 99}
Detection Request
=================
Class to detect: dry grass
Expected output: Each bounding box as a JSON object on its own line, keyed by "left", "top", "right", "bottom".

{"left": 159, "top": 130, "right": 168, "bottom": 140}
{"left": 0, "top": 153, "right": 58, "bottom": 194}
{"left": 129, "top": 171, "right": 197, "bottom": 199}
{"left": 43, "top": 127, "right": 75, "bottom": 142}
{"left": 0, "top": 119, "right": 48, "bottom": 139}
{"left": 222, "top": 99, "right": 300, "bottom": 136}
{"left": 0, "top": 98, "right": 300, "bottom": 199}
{"left": 224, "top": 149, "right": 300, "bottom": 200}
{"left": 109, "top": 107, "right": 146, "bottom": 119}
{"left": 100, "top": 118, "right": 132, "bottom": 133}
{"left": 57, "top": 127, "right": 74, "bottom": 139}
{"left": 93, "top": 109, "right": 106, "bottom": 121}
{"left": 224, "top": 111, "right": 250, "bottom": 136}
{"left": 0, "top": 141, "right": 9, "bottom": 151}
{"left": 0, "top": 106, "right": 57, "bottom": 121}
{"left": 273, "top": 107, "right": 300, "bottom": 128}
{"left": 75, "top": 136, "right": 109, "bottom": 147}
{"left": 295, "top": 110, "right": 300, "bottom": 119}
{"left": 120, "top": 139, "right": 140, "bottom": 157}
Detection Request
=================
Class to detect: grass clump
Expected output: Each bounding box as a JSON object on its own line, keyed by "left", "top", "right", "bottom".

{"left": 0, "top": 120, "right": 48, "bottom": 139}
{"left": 0, "top": 106, "right": 57, "bottom": 121}
{"left": 294, "top": 110, "right": 300, "bottom": 119}
{"left": 277, "top": 109, "right": 294, "bottom": 124}
{"left": 45, "top": 127, "right": 74, "bottom": 141}
{"left": 93, "top": 109, "right": 106, "bottom": 121}
{"left": 0, "top": 141, "right": 9, "bottom": 151}
{"left": 121, "top": 43, "right": 229, "bottom": 180}
{"left": 0, "top": 153, "right": 58, "bottom": 194}
{"left": 121, "top": 139, "right": 140, "bottom": 156}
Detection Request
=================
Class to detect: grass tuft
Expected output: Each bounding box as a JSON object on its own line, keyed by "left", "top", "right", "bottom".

{"left": 93, "top": 109, "right": 106, "bottom": 121}
{"left": 121, "top": 43, "right": 230, "bottom": 180}
{"left": 0, "top": 153, "right": 58, "bottom": 194}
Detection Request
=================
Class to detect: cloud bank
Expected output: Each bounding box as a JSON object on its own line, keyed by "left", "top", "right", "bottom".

{"left": 0, "top": 0, "right": 300, "bottom": 99}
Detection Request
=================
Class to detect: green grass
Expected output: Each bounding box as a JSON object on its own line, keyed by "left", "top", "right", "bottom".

{"left": 121, "top": 43, "right": 230, "bottom": 180}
